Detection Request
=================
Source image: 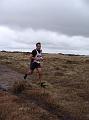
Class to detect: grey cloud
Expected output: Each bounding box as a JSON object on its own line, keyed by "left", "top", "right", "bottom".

{"left": 0, "top": 26, "right": 89, "bottom": 55}
{"left": 0, "top": 0, "right": 89, "bottom": 36}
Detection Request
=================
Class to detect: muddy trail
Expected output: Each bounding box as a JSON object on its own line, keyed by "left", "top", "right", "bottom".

{"left": 0, "top": 64, "right": 79, "bottom": 120}
{"left": 16, "top": 93, "right": 77, "bottom": 120}
{"left": 0, "top": 64, "right": 23, "bottom": 91}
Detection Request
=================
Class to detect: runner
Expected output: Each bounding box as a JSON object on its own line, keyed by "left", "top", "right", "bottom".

{"left": 24, "top": 42, "right": 43, "bottom": 84}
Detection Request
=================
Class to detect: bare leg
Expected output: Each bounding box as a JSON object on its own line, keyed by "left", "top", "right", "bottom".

{"left": 24, "top": 69, "right": 33, "bottom": 79}
{"left": 36, "top": 68, "right": 42, "bottom": 83}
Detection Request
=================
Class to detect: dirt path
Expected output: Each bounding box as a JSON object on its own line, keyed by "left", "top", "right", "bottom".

{"left": 0, "top": 64, "right": 77, "bottom": 120}
{"left": 0, "top": 64, "right": 24, "bottom": 90}
{"left": 0, "top": 65, "right": 60, "bottom": 119}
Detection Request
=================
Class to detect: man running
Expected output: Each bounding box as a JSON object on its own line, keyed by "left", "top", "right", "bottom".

{"left": 24, "top": 42, "right": 43, "bottom": 83}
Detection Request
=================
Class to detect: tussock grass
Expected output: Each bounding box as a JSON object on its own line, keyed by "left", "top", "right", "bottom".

{"left": 0, "top": 51, "right": 89, "bottom": 120}
{"left": 11, "top": 80, "right": 32, "bottom": 94}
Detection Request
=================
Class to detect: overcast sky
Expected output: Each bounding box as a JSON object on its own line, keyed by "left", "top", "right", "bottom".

{"left": 0, "top": 0, "right": 89, "bottom": 54}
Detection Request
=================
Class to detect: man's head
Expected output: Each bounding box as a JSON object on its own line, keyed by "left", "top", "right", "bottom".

{"left": 36, "top": 42, "right": 41, "bottom": 50}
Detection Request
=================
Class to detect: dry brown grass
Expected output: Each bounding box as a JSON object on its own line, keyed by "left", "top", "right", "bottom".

{"left": 11, "top": 80, "right": 30, "bottom": 94}
{"left": 0, "top": 51, "right": 89, "bottom": 120}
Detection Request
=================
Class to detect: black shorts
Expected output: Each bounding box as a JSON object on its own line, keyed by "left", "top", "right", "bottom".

{"left": 30, "top": 62, "right": 41, "bottom": 70}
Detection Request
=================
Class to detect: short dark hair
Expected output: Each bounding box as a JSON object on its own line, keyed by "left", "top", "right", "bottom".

{"left": 36, "top": 42, "right": 41, "bottom": 46}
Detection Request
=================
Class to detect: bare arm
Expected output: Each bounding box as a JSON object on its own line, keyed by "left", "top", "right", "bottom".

{"left": 30, "top": 54, "right": 39, "bottom": 60}
{"left": 30, "top": 54, "right": 35, "bottom": 60}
